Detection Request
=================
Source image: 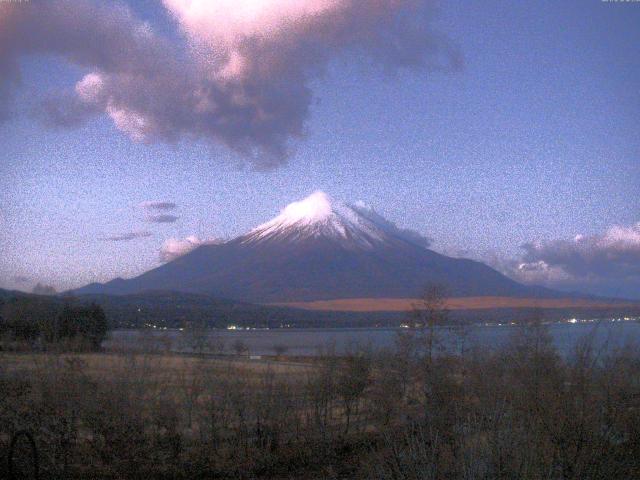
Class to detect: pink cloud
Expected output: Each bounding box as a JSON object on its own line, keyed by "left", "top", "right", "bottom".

{"left": 1, "top": 0, "right": 459, "bottom": 166}
{"left": 160, "top": 236, "right": 222, "bottom": 262}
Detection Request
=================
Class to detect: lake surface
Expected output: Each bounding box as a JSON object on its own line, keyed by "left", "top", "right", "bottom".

{"left": 107, "top": 321, "right": 640, "bottom": 357}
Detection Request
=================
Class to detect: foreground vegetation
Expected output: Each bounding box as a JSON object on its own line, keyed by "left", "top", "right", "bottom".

{"left": 1, "top": 319, "right": 640, "bottom": 479}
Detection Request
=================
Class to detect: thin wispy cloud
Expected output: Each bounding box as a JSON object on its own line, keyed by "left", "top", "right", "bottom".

{"left": 139, "top": 201, "right": 177, "bottom": 211}
{"left": 101, "top": 231, "right": 153, "bottom": 242}
{"left": 0, "top": 0, "right": 459, "bottom": 167}
{"left": 139, "top": 201, "right": 180, "bottom": 223}
{"left": 146, "top": 214, "right": 180, "bottom": 224}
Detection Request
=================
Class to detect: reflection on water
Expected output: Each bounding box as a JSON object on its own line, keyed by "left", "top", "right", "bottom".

{"left": 106, "top": 321, "right": 640, "bottom": 357}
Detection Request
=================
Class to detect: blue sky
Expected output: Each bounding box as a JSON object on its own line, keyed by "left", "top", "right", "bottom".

{"left": 1, "top": 0, "right": 639, "bottom": 298}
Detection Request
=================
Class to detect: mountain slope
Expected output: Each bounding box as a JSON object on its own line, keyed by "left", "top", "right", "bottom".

{"left": 73, "top": 191, "right": 557, "bottom": 302}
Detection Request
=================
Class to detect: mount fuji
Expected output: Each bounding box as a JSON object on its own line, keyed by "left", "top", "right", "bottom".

{"left": 73, "top": 192, "right": 554, "bottom": 303}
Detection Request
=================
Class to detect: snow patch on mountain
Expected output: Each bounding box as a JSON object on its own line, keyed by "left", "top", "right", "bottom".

{"left": 242, "top": 191, "right": 431, "bottom": 250}
{"left": 269, "top": 191, "right": 334, "bottom": 228}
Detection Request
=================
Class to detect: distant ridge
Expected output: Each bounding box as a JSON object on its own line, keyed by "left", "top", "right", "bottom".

{"left": 73, "top": 191, "right": 568, "bottom": 303}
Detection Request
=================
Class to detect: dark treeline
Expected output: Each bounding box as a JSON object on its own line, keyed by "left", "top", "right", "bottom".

{"left": 0, "top": 296, "right": 108, "bottom": 350}
{"left": 2, "top": 319, "right": 640, "bottom": 479}
{"left": 70, "top": 292, "right": 640, "bottom": 329}
{"left": 76, "top": 291, "right": 400, "bottom": 329}
{"left": 1, "top": 288, "right": 638, "bottom": 330}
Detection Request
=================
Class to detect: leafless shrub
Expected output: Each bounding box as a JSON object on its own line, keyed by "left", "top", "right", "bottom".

{"left": 2, "top": 318, "right": 640, "bottom": 479}
{"left": 272, "top": 344, "right": 288, "bottom": 357}
{"left": 232, "top": 338, "right": 248, "bottom": 356}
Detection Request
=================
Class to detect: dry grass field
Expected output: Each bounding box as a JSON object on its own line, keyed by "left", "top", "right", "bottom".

{"left": 0, "top": 352, "right": 316, "bottom": 390}
{"left": 3, "top": 324, "right": 640, "bottom": 479}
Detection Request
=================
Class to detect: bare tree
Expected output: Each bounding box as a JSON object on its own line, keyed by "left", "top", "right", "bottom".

{"left": 272, "top": 344, "right": 288, "bottom": 357}
{"left": 337, "top": 351, "right": 372, "bottom": 435}
{"left": 176, "top": 359, "right": 205, "bottom": 429}
{"left": 411, "top": 283, "right": 449, "bottom": 363}
{"left": 232, "top": 338, "right": 248, "bottom": 356}
{"left": 184, "top": 319, "right": 210, "bottom": 355}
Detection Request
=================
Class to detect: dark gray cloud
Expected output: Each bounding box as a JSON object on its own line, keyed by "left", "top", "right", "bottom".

{"left": 140, "top": 201, "right": 180, "bottom": 222}
{"left": 38, "top": 92, "right": 102, "bottom": 128}
{"left": 518, "top": 222, "right": 640, "bottom": 281}
{"left": 12, "top": 275, "right": 30, "bottom": 284}
{"left": 482, "top": 222, "right": 640, "bottom": 298}
{"left": 101, "top": 231, "right": 153, "bottom": 242}
{"left": 146, "top": 214, "right": 180, "bottom": 223}
{"left": 0, "top": 0, "right": 460, "bottom": 167}
{"left": 0, "top": 0, "right": 178, "bottom": 122}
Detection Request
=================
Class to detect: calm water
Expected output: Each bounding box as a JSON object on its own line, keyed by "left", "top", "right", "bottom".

{"left": 107, "top": 321, "right": 640, "bottom": 357}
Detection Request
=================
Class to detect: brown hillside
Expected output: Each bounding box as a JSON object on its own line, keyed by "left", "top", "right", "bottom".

{"left": 271, "top": 296, "right": 639, "bottom": 312}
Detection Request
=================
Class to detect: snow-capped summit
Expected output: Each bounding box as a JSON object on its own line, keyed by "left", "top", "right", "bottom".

{"left": 275, "top": 190, "right": 335, "bottom": 226}
{"left": 242, "top": 190, "right": 393, "bottom": 249}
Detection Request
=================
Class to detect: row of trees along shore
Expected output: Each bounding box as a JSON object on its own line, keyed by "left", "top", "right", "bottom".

{"left": 0, "top": 297, "right": 108, "bottom": 350}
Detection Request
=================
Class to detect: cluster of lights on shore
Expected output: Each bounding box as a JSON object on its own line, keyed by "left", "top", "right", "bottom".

{"left": 565, "top": 316, "right": 637, "bottom": 324}
{"left": 134, "top": 317, "right": 640, "bottom": 331}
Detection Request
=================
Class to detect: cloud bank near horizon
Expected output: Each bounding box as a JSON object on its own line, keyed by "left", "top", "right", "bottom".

{"left": 521, "top": 223, "right": 640, "bottom": 279}
{"left": 0, "top": 0, "right": 459, "bottom": 167}
{"left": 491, "top": 222, "right": 640, "bottom": 298}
